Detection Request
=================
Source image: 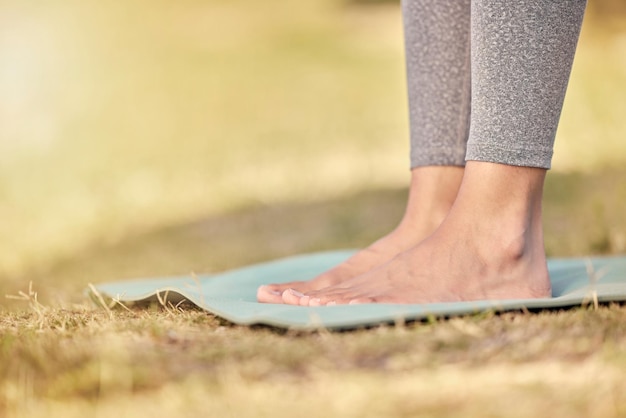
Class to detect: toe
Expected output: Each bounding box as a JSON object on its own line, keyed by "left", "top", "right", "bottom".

{"left": 257, "top": 285, "right": 285, "bottom": 304}
{"left": 348, "top": 296, "right": 376, "bottom": 305}
{"left": 320, "top": 289, "right": 376, "bottom": 305}
{"left": 299, "top": 294, "right": 311, "bottom": 307}
{"left": 282, "top": 288, "right": 305, "bottom": 305}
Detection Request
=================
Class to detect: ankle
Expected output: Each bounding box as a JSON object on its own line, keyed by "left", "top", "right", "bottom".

{"left": 400, "top": 165, "right": 465, "bottom": 234}
{"left": 448, "top": 161, "right": 548, "bottom": 262}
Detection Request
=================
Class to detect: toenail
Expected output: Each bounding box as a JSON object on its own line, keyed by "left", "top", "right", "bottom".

{"left": 260, "top": 286, "right": 281, "bottom": 296}
{"left": 288, "top": 289, "right": 305, "bottom": 297}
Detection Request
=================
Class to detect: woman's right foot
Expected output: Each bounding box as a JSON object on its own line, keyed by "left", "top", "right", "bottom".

{"left": 256, "top": 166, "right": 464, "bottom": 303}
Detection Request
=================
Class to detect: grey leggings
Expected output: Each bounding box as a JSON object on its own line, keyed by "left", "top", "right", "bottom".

{"left": 403, "top": 0, "right": 587, "bottom": 169}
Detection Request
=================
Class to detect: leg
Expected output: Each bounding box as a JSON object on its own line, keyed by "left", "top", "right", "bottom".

{"left": 257, "top": 0, "right": 472, "bottom": 303}
{"left": 284, "top": 0, "right": 586, "bottom": 306}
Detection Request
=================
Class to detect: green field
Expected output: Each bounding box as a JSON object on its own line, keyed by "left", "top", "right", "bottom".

{"left": 1, "top": 0, "right": 626, "bottom": 416}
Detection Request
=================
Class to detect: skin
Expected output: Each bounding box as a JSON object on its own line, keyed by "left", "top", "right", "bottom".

{"left": 256, "top": 166, "right": 465, "bottom": 303}
{"left": 276, "top": 161, "right": 552, "bottom": 306}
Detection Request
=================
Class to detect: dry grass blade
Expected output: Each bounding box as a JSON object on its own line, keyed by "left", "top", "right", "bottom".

{"left": 155, "top": 290, "right": 186, "bottom": 315}
{"left": 87, "top": 283, "right": 114, "bottom": 319}
{"left": 582, "top": 259, "right": 611, "bottom": 310}
{"left": 5, "top": 282, "right": 47, "bottom": 327}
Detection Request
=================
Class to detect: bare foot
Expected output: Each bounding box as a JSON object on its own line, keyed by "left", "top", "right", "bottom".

{"left": 282, "top": 162, "right": 552, "bottom": 306}
{"left": 257, "top": 166, "right": 464, "bottom": 303}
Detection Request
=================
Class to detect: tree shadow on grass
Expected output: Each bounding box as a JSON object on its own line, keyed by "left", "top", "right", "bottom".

{"left": 3, "top": 168, "right": 626, "bottom": 307}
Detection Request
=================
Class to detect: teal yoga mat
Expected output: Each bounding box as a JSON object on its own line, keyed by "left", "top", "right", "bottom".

{"left": 93, "top": 251, "right": 626, "bottom": 330}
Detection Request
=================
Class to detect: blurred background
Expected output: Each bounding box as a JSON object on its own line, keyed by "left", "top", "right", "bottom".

{"left": 1, "top": 0, "right": 625, "bottom": 302}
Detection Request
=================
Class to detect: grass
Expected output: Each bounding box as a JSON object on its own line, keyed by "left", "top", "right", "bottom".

{"left": 2, "top": 304, "right": 626, "bottom": 417}
{"left": 1, "top": 0, "right": 626, "bottom": 416}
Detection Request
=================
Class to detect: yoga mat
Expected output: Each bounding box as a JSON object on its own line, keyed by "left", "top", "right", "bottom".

{"left": 92, "top": 251, "right": 626, "bottom": 330}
